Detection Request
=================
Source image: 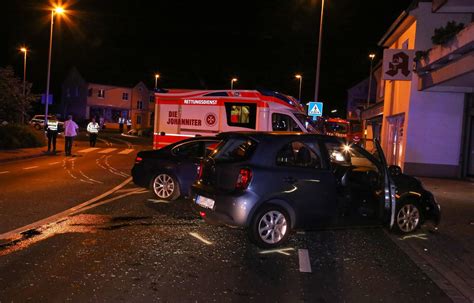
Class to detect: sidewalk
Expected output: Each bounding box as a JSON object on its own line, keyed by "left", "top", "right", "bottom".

{"left": 0, "top": 137, "right": 67, "bottom": 164}
{"left": 390, "top": 177, "right": 474, "bottom": 303}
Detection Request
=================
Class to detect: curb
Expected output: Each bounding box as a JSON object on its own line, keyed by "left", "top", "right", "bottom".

{"left": 0, "top": 152, "right": 49, "bottom": 164}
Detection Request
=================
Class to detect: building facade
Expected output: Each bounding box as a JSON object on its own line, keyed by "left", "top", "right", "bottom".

{"left": 61, "top": 68, "right": 155, "bottom": 130}
{"left": 375, "top": 0, "right": 473, "bottom": 178}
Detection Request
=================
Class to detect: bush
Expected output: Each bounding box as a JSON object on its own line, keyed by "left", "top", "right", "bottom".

{"left": 432, "top": 21, "right": 465, "bottom": 45}
{"left": 0, "top": 124, "right": 45, "bottom": 149}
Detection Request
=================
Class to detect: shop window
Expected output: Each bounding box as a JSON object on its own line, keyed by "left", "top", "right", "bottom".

{"left": 225, "top": 103, "right": 256, "bottom": 129}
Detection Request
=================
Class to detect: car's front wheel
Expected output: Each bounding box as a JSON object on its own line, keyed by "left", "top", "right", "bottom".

{"left": 394, "top": 201, "right": 422, "bottom": 234}
{"left": 152, "top": 173, "right": 180, "bottom": 201}
{"left": 249, "top": 205, "right": 291, "bottom": 248}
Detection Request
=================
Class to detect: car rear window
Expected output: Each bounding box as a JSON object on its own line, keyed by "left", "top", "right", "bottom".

{"left": 213, "top": 137, "right": 257, "bottom": 162}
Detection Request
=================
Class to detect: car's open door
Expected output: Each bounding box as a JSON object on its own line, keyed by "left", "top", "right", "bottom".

{"left": 374, "top": 139, "right": 397, "bottom": 229}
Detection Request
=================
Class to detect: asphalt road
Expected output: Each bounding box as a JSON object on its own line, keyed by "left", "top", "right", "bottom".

{"left": 0, "top": 134, "right": 456, "bottom": 302}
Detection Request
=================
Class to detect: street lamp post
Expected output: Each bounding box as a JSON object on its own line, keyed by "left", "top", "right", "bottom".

{"left": 44, "top": 6, "right": 64, "bottom": 126}
{"left": 20, "top": 47, "right": 28, "bottom": 124}
{"left": 295, "top": 74, "right": 302, "bottom": 101}
{"left": 314, "top": 0, "right": 325, "bottom": 103}
{"left": 154, "top": 74, "right": 160, "bottom": 90}
{"left": 231, "top": 78, "right": 238, "bottom": 90}
{"left": 20, "top": 48, "right": 27, "bottom": 97}
{"left": 367, "top": 53, "right": 376, "bottom": 108}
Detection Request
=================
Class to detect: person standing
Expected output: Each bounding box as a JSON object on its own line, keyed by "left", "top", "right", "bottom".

{"left": 45, "top": 118, "right": 59, "bottom": 154}
{"left": 126, "top": 117, "right": 132, "bottom": 132}
{"left": 87, "top": 117, "right": 100, "bottom": 147}
{"left": 64, "top": 115, "right": 79, "bottom": 156}
{"left": 118, "top": 115, "right": 124, "bottom": 133}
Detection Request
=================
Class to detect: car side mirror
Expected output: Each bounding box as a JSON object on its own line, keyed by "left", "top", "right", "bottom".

{"left": 388, "top": 165, "right": 402, "bottom": 176}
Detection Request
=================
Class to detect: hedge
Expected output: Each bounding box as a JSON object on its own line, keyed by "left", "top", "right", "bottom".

{"left": 0, "top": 124, "right": 45, "bottom": 149}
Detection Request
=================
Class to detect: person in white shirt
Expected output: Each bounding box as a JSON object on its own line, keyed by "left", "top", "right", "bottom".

{"left": 87, "top": 117, "right": 100, "bottom": 147}
{"left": 64, "top": 115, "right": 79, "bottom": 156}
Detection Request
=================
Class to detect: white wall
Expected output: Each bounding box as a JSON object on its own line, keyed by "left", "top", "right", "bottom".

{"left": 403, "top": 2, "right": 470, "bottom": 167}
{"left": 404, "top": 90, "right": 465, "bottom": 165}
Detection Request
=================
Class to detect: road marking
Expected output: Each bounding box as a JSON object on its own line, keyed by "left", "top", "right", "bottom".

{"left": 97, "top": 138, "right": 112, "bottom": 147}
{"left": 298, "top": 249, "right": 312, "bottom": 273}
{"left": 148, "top": 198, "right": 169, "bottom": 203}
{"left": 259, "top": 247, "right": 294, "bottom": 256}
{"left": 189, "top": 232, "right": 213, "bottom": 245}
{"left": 118, "top": 149, "right": 135, "bottom": 155}
{"left": 0, "top": 177, "right": 133, "bottom": 241}
{"left": 0, "top": 171, "right": 10, "bottom": 175}
{"left": 23, "top": 166, "right": 38, "bottom": 170}
{"left": 78, "top": 147, "right": 100, "bottom": 153}
{"left": 78, "top": 170, "right": 103, "bottom": 184}
{"left": 48, "top": 161, "right": 61, "bottom": 165}
{"left": 400, "top": 233, "right": 428, "bottom": 240}
{"left": 98, "top": 148, "right": 117, "bottom": 154}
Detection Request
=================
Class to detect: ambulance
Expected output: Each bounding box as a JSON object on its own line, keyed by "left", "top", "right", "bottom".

{"left": 153, "top": 89, "right": 317, "bottom": 148}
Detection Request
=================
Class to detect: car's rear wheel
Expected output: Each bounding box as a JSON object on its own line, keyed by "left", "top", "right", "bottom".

{"left": 152, "top": 173, "right": 180, "bottom": 201}
{"left": 394, "top": 201, "right": 421, "bottom": 234}
{"left": 249, "top": 205, "right": 291, "bottom": 248}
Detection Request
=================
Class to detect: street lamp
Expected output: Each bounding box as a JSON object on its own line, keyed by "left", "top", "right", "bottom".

{"left": 295, "top": 74, "right": 302, "bottom": 101}
{"left": 154, "top": 74, "right": 160, "bottom": 90}
{"left": 231, "top": 78, "right": 238, "bottom": 90}
{"left": 20, "top": 47, "right": 28, "bottom": 124}
{"left": 314, "top": 0, "right": 325, "bottom": 103}
{"left": 44, "top": 5, "right": 65, "bottom": 126}
{"left": 367, "top": 53, "right": 376, "bottom": 108}
{"left": 20, "top": 47, "right": 27, "bottom": 97}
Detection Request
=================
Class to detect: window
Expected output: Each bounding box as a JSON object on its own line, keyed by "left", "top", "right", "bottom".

{"left": 172, "top": 141, "right": 202, "bottom": 158}
{"left": 88, "top": 88, "right": 93, "bottom": 97}
{"left": 122, "top": 93, "right": 129, "bottom": 100}
{"left": 225, "top": 103, "right": 257, "bottom": 129}
{"left": 136, "top": 115, "right": 142, "bottom": 124}
{"left": 98, "top": 89, "right": 105, "bottom": 98}
{"left": 66, "top": 88, "right": 71, "bottom": 98}
{"left": 136, "top": 100, "right": 143, "bottom": 109}
{"left": 324, "top": 142, "right": 379, "bottom": 172}
{"left": 272, "top": 113, "right": 302, "bottom": 131}
{"left": 204, "top": 92, "right": 228, "bottom": 97}
{"left": 149, "top": 95, "right": 154, "bottom": 102}
{"left": 213, "top": 138, "right": 257, "bottom": 162}
{"left": 276, "top": 141, "right": 321, "bottom": 168}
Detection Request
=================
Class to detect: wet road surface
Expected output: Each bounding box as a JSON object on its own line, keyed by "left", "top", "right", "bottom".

{"left": 0, "top": 186, "right": 451, "bottom": 302}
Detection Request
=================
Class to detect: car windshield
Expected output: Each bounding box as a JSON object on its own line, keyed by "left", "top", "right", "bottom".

{"left": 325, "top": 122, "right": 349, "bottom": 134}
{"left": 294, "top": 113, "right": 317, "bottom": 133}
{"left": 213, "top": 137, "right": 257, "bottom": 162}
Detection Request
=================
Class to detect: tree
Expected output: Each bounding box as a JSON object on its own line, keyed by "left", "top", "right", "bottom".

{"left": 0, "top": 66, "right": 37, "bottom": 124}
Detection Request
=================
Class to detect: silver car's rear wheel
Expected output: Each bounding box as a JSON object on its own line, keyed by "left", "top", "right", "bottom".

{"left": 396, "top": 203, "right": 420, "bottom": 233}
{"left": 258, "top": 210, "right": 288, "bottom": 244}
{"left": 152, "top": 173, "right": 179, "bottom": 200}
{"left": 249, "top": 205, "right": 291, "bottom": 248}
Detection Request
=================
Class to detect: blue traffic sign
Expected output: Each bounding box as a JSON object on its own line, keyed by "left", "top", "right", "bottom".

{"left": 41, "top": 94, "right": 53, "bottom": 105}
{"left": 308, "top": 102, "right": 323, "bottom": 120}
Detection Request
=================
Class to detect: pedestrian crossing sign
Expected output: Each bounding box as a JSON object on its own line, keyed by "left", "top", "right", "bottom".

{"left": 308, "top": 102, "right": 323, "bottom": 120}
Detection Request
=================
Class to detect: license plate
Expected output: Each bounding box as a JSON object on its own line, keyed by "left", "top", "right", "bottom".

{"left": 195, "top": 195, "right": 215, "bottom": 209}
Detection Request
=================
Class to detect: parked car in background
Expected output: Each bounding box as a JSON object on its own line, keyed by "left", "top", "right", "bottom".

{"left": 132, "top": 136, "right": 223, "bottom": 200}
{"left": 29, "top": 115, "right": 64, "bottom": 131}
{"left": 192, "top": 132, "right": 441, "bottom": 248}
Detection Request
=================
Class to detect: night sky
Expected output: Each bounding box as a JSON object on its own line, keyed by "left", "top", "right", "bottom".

{"left": 2, "top": 0, "right": 411, "bottom": 113}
